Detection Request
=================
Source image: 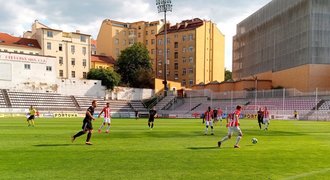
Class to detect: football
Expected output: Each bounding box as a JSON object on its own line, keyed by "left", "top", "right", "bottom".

{"left": 252, "top": 138, "right": 258, "bottom": 144}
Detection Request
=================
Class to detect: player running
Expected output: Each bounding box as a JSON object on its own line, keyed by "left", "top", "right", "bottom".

{"left": 257, "top": 108, "right": 263, "bottom": 129}
{"left": 27, "top": 105, "right": 37, "bottom": 127}
{"left": 204, "top": 106, "right": 214, "bottom": 135}
{"left": 72, "top": 100, "right": 97, "bottom": 145}
{"left": 98, "top": 102, "right": 111, "bottom": 133}
{"left": 217, "top": 105, "right": 242, "bottom": 148}
{"left": 263, "top": 106, "right": 270, "bottom": 130}
{"left": 148, "top": 107, "right": 157, "bottom": 129}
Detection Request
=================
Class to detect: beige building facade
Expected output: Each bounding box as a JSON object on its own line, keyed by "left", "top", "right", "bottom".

{"left": 96, "top": 19, "right": 164, "bottom": 71}
{"left": 156, "top": 18, "right": 225, "bottom": 88}
{"left": 24, "top": 20, "right": 91, "bottom": 79}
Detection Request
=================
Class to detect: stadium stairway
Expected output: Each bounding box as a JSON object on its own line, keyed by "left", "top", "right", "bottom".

{"left": 1, "top": 89, "right": 12, "bottom": 108}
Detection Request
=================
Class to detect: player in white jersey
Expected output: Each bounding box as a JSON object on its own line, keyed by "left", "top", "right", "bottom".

{"left": 217, "top": 105, "right": 243, "bottom": 148}
{"left": 98, "top": 102, "right": 111, "bottom": 133}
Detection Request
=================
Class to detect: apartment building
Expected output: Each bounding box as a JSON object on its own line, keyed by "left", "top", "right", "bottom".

{"left": 96, "top": 19, "right": 164, "bottom": 71}
{"left": 156, "top": 18, "right": 225, "bottom": 87}
{"left": 23, "top": 20, "right": 91, "bottom": 79}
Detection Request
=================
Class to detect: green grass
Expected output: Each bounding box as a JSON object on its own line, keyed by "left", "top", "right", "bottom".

{"left": 0, "top": 117, "right": 329, "bottom": 180}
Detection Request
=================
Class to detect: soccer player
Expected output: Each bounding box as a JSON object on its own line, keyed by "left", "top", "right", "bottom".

{"left": 293, "top": 110, "right": 298, "bottom": 119}
{"left": 212, "top": 107, "right": 218, "bottom": 124}
{"left": 148, "top": 107, "right": 157, "bottom": 129}
{"left": 135, "top": 110, "right": 139, "bottom": 120}
{"left": 217, "top": 105, "right": 242, "bottom": 148}
{"left": 263, "top": 106, "right": 270, "bottom": 130}
{"left": 98, "top": 102, "right": 111, "bottom": 133}
{"left": 257, "top": 107, "right": 263, "bottom": 129}
{"left": 27, "top": 105, "right": 37, "bottom": 127}
{"left": 72, "top": 100, "right": 97, "bottom": 145}
{"left": 204, "top": 106, "right": 214, "bottom": 135}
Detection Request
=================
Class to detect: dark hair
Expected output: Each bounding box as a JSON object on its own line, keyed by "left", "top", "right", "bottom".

{"left": 236, "top": 105, "right": 241, "bottom": 110}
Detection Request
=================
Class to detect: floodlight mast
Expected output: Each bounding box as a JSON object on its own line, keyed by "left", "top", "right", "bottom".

{"left": 156, "top": 0, "right": 172, "bottom": 96}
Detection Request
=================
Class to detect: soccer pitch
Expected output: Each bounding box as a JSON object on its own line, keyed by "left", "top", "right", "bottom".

{"left": 0, "top": 118, "right": 329, "bottom": 180}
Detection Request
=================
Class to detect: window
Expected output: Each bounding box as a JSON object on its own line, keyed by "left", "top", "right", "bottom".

{"left": 189, "top": 34, "right": 193, "bottom": 41}
{"left": 174, "top": 52, "right": 178, "bottom": 59}
{"left": 138, "top": 32, "right": 141, "bottom": 38}
{"left": 46, "top": 66, "right": 52, "bottom": 71}
{"left": 167, "top": 38, "right": 170, "bottom": 44}
{"left": 174, "top": 42, "right": 178, "bottom": 48}
{"left": 158, "top": 49, "right": 162, "bottom": 55}
{"left": 71, "top": 45, "right": 75, "bottom": 53}
{"left": 174, "top": 73, "right": 178, "bottom": 80}
{"left": 24, "top": 64, "right": 31, "bottom": 70}
{"left": 182, "top": 68, "right": 186, "bottom": 75}
{"left": 83, "top": 72, "right": 87, "bottom": 78}
{"left": 182, "top": 57, "right": 186, "bottom": 63}
{"left": 116, "top": 48, "right": 120, "bottom": 56}
{"left": 59, "top": 57, "right": 63, "bottom": 65}
{"left": 183, "top": 47, "right": 186, "bottom": 53}
{"left": 82, "top": 47, "right": 87, "bottom": 55}
{"left": 129, "top": 39, "right": 134, "bottom": 45}
{"left": 116, "top": 30, "right": 119, "bottom": 35}
{"left": 151, "top": 49, "right": 155, "bottom": 54}
{"left": 189, "top": 80, "right": 194, "bottom": 85}
{"left": 71, "top": 58, "right": 75, "bottom": 66}
{"left": 71, "top": 71, "right": 76, "bottom": 78}
{"left": 174, "top": 34, "right": 178, "bottom": 38}
{"left": 47, "top": 42, "right": 51, "bottom": 50}
{"left": 83, "top": 59, "right": 87, "bottom": 67}
{"left": 189, "top": 68, "right": 193, "bottom": 74}
{"left": 146, "top": 40, "right": 148, "bottom": 45}
{"left": 151, "top": 39, "right": 155, "bottom": 45}
{"left": 189, "top": 57, "right": 193, "bottom": 63}
{"left": 189, "top": 46, "right": 194, "bottom": 52}
{"left": 80, "top": 35, "right": 86, "bottom": 42}
{"left": 47, "top": 31, "right": 53, "bottom": 38}
{"left": 151, "top": 30, "right": 155, "bottom": 34}
{"left": 182, "top": 80, "right": 186, "bottom": 86}
{"left": 174, "top": 63, "right": 178, "bottom": 70}
{"left": 59, "top": 44, "right": 62, "bottom": 51}
{"left": 123, "top": 40, "right": 126, "bottom": 45}
{"left": 146, "top": 31, "right": 148, "bottom": 35}
{"left": 123, "top": 31, "right": 126, "bottom": 36}
{"left": 182, "top": 35, "right": 187, "bottom": 41}
{"left": 115, "top": 38, "right": 119, "bottom": 45}
{"left": 158, "top": 39, "right": 162, "bottom": 45}
{"left": 59, "top": 70, "right": 63, "bottom": 77}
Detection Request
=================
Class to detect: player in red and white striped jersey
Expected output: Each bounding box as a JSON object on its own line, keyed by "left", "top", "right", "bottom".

{"left": 98, "top": 102, "right": 111, "bottom": 133}
{"left": 263, "top": 106, "right": 270, "bottom": 130}
{"left": 217, "top": 105, "right": 243, "bottom": 148}
{"left": 204, "top": 106, "right": 214, "bottom": 135}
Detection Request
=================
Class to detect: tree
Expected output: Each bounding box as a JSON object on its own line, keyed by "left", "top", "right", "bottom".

{"left": 225, "top": 68, "right": 232, "bottom": 81}
{"left": 87, "top": 68, "right": 121, "bottom": 90}
{"left": 115, "top": 43, "right": 153, "bottom": 88}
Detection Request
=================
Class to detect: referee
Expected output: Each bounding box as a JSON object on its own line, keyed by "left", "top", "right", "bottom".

{"left": 72, "top": 100, "right": 97, "bottom": 145}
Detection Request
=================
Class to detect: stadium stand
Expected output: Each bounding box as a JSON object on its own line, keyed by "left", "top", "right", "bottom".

{"left": 129, "top": 100, "right": 148, "bottom": 112}
{"left": 7, "top": 90, "right": 77, "bottom": 111}
{"left": 154, "top": 95, "right": 176, "bottom": 110}
{"left": 74, "top": 96, "right": 133, "bottom": 112}
{"left": 0, "top": 90, "right": 7, "bottom": 108}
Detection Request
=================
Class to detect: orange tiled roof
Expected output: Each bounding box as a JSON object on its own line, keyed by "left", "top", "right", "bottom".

{"left": 91, "top": 55, "right": 116, "bottom": 64}
{"left": 0, "top": 32, "right": 41, "bottom": 49}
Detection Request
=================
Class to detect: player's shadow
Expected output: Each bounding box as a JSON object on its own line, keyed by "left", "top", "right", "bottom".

{"left": 187, "top": 146, "right": 221, "bottom": 150}
{"left": 33, "top": 144, "right": 82, "bottom": 147}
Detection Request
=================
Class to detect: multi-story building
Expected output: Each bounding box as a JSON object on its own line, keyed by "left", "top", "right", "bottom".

{"left": 233, "top": 0, "right": 330, "bottom": 91}
{"left": 0, "top": 33, "right": 57, "bottom": 91}
{"left": 156, "top": 18, "right": 225, "bottom": 87}
{"left": 96, "top": 19, "right": 164, "bottom": 71}
{"left": 23, "top": 20, "right": 91, "bottom": 79}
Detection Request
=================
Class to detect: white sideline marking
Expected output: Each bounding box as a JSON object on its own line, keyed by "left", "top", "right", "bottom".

{"left": 282, "top": 168, "right": 330, "bottom": 180}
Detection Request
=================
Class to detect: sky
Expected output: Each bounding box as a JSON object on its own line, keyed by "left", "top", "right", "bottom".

{"left": 0, "top": 0, "right": 272, "bottom": 70}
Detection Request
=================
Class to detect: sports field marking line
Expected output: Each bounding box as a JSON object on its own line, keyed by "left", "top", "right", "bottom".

{"left": 282, "top": 168, "right": 330, "bottom": 180}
